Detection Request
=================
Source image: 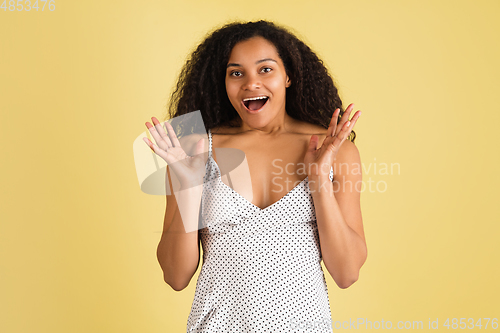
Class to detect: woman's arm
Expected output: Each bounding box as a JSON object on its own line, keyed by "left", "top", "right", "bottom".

{"left": 157, "top": 165, "right": 202, "bottom": 291}
{"left": 144, "top": 119, "right": 206, "bottom": 291}
{"left": 309, "top": 140, "right": 366, "bottom": 289}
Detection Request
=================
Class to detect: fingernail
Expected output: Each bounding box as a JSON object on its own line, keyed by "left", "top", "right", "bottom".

{"left": 145, "top": 122, "right": 153, "bottom": 129}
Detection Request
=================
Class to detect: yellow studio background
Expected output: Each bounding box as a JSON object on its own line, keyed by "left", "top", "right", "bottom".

{"left": 1, "top": 0, "right": 499, "bottom": 332}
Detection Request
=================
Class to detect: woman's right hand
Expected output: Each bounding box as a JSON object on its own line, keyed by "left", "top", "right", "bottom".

{"left": 143, "top": 117, "right": 206, "bottom": 190}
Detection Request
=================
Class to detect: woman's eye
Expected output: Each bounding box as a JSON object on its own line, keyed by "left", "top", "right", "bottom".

{"left": 230, "top": 71, "right": 242, "bottom": 77}
{"left": 261, "top": 67, "right": 272, "bottom": 73}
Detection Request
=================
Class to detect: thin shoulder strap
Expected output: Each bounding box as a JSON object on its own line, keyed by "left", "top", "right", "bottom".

{"left": 207, "top": 129, "right": 213, "bottom": 158}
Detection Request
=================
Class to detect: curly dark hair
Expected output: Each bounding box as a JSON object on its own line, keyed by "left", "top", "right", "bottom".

{"left": 164, "top": 20, "right": 356, "bottom": 143}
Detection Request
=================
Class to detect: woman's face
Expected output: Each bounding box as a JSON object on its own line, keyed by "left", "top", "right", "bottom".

{"left": 225, "top": 36, "right": 291, "bottom": 130}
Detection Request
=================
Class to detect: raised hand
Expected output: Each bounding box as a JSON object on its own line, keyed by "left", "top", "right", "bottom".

{"left": 304, "top": 103, "right": 361, "bottom": 178}
{"left": 143, "top": 117, "right": 206, "bottom": 189}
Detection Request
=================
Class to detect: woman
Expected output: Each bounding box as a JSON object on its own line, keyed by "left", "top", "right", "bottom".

{"left": 144, "top": 20, "right": 366, "bottom": 332}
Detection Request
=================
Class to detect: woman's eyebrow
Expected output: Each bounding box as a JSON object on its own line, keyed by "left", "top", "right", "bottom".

{"left": 226, "top": 58, "right": 278, "bottom": 68}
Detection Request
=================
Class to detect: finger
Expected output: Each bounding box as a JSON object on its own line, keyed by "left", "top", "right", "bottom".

{"left": 326, "top": 139, "right": 338, "bottom": 155}
{"left": 335, "top": 109, "right": 362, "bottom": 145}
{"left": 326, "top": 108, "right": 340, "bottom": 137}
{"left": 164, "top": 121, "right": 182, "bottom": 147}
{"left": 335, "top": 103, "right": 354, "bottom": 137}
{"left": 143, "top": 137, "right": 155, "bottom": 152}
{"left": 342, "top": 110, "right": 361, "bottom": 141}
{"left": 143, "top": 137, "right": 170, "bottom": 162}
{"left": 307, "top": 135, "right": 319, "bottom": 153}
{"left": 347, "top": 110, "right": 361, "bottom": 133}
{"left": 151, "top": 117, "right": 174, "bottom": 148}
{"left": 151, "top": 117, "right": 173, "bottom": 147}
{"left": 146, "top": 121, "right": 171, "bottom": 151}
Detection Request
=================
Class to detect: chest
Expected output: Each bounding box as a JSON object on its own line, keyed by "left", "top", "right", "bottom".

{"left": 211, "top": 138, "right": 312, "bottom": 210}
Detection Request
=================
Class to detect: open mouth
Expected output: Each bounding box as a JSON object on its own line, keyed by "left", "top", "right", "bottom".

{"left": 242, "top": 96, "right": 269, "bottom": 112}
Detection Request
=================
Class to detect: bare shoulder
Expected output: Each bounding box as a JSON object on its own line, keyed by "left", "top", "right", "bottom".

{"left": 337, "top": 139, "right": 360, "bottom": 159}
{"left": 334, "top": 139, "right": 361, "bottom": 177}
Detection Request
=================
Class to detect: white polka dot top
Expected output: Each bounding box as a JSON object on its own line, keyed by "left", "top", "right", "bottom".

{"left": 186, "top": 129, "right": 334, "bottom": 332}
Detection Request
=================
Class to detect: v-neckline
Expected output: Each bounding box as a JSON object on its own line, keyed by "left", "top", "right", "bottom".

{"left": 209, "top": 154, "right": 309, "bottom": 212}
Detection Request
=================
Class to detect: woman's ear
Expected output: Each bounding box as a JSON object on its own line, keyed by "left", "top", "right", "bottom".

{"left": 286, "top": 76, "right": 291, "bottom": 88}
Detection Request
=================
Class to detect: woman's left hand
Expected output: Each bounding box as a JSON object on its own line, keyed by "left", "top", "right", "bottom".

{"left": 304, "top": 103, "right": 361, "bottom": 179}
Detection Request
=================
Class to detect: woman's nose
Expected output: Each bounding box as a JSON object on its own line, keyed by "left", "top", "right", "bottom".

{"left": 242, "top": 74, "right": 261, "bottom": 90}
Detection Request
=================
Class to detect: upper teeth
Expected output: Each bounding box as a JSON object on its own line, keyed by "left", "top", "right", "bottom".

{"left": 243, "top": 96, "right": 268, "bottom": 101}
